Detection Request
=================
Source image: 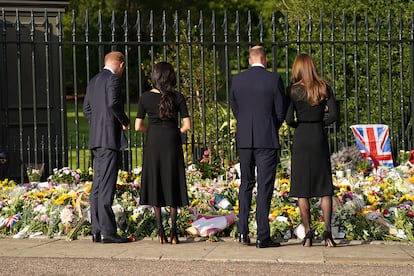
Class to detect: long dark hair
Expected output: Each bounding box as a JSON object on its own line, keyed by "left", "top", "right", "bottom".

{"left": 151, "top": 62, "right": 177, "bottom": 119}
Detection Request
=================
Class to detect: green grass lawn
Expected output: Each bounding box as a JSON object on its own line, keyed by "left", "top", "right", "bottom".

{"left": 66, "top": 101, "right": 142, "bottom": 171}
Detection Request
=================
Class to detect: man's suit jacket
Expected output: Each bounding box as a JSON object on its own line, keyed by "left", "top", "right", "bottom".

{"left": 230, "top": 66, "right": 286, "bottom": 149}
{"left": 83, "top": 69, "right": 129, "bottom": 151}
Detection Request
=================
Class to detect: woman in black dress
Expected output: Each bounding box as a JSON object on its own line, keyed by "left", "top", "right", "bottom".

{"left": 135, "top": 62, "right": 191, "bottom": 244}
{"left": 285, "top": 54, "right": 339, "bottom": 247}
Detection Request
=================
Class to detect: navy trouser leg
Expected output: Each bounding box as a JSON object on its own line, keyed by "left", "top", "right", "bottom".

{"left": 255, "top": 148, "right": 278, "bottom": 240}
{"left": 237, "top": 149, "right": 256, "bottom": 235}
{"left": 91, "top": 148, "right": 119, "bottom": 236}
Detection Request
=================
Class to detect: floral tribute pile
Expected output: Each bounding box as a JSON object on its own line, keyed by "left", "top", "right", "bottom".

{"left": 1, "top": 146, "right": 414, "bottom": 242}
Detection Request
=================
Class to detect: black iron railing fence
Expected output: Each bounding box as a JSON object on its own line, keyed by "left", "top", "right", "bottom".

{"left": 1, "top": 9, "right": 413, "bottom": 181}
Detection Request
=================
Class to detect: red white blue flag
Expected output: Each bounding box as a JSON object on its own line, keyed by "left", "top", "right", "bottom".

{"left": 350, "top": 124, "right": 394, "bottom": 169}
{"left": 0, "top": 213, "right": 21, "bottom": 228}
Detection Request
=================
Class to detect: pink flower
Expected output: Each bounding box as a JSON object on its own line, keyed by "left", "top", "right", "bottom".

{"left": 40, "top": 214, "right": 49, "bottom": 223}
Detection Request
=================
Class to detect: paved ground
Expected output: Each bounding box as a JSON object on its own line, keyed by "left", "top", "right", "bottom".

{"left": 0, "top": 236, "right": 413, "bottom": 275}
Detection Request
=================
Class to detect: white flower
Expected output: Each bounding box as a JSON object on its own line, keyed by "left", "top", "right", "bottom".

{"left": 132, "top": 167, "right": 142, "bottom": 175}
{"left": 33, "top": 204, "right": 46, "bottom": 214}
{"left": 112, "top": 204, "right": 124, "bottom": 218}
{"left": 60, "top": 206, "right": 75, "bottom": 225}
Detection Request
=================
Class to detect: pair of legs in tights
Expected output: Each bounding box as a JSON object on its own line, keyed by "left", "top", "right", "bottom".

{"left": 154, "top": 206, "right": 177, "bottom": 236}
{"left": 297, "top": 195, "right": 332, "bottom": 233}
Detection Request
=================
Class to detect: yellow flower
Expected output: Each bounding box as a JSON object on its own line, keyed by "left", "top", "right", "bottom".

{"left": 54, "top": 194, "right": 70, "bottom": 205}
{"left": 217, "top": 209, "right": 229, "bottom": 215}
{"left": 34, "top": 192, "right": 46, "bottom": 201}
{"left": 85, "top": 182, "right": 92, "bottom": 193}
{"left": 67, "top": 190, "right": 77, "bottom": 205}
{"left": 231, "top": 180, "right": 239, "bottom": 188}
{"left": 0, "top": 179, "right": 15, "bottom": 191}
{"left": 271, "top": 209, "right": 279, "bottom": 217}
{"left": 190, "top": 198, "right": 200, "bottom": 206}
{"left": 130, "top": 214, "right": 138, "bottom": 222}
{"left": 278, "top": 178, "right": 290, "bottom": 186}
{"left": 281, "top": 205, "right": 296, "bottom": 216}
{"left": 399, "top": 194, "right": 414, "bottom": 203}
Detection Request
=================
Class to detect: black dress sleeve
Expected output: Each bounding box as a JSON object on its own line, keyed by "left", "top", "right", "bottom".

{"left": 136, "top": 94, "right": 146, "bottom": 119}
{"left": 285, "top": 86, "right": 298, "bottom": 128}
{"left": 177, "top": 93, "right": 189, "bottom": 118}
{"left": 323, "top": 85, "right": 339, "bottom": 126}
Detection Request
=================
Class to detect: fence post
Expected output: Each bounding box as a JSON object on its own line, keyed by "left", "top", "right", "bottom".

{"left": 410, "top": 13, "right": 414, "bottom": 150}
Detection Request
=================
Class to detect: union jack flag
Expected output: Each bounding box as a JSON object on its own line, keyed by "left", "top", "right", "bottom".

{"left": 350, "top": 124, "right": 394, "bottom": 169}
{"left": 0, "top": 213, "right": 21, "bottom": 228}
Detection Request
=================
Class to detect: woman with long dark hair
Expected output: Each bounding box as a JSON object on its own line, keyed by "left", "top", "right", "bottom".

{"left": 286, "top": 53, "right": 339, "bottom": 247}
{"left": 135, "top": 62, "right": 191, "bottom": 244}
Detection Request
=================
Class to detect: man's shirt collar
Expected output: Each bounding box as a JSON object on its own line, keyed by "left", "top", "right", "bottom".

{"left": 104, "top": 66, "right": 115, "bottom": 74}
{"left": 250, "top": 63, "right": 265, "bottom": 68}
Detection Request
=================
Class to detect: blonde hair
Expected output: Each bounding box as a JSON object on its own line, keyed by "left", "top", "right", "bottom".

{"left": 249, "top": 45, "right": 265, "bottom": 59}
{"left": 291, "top": 53, "right": 327, "bottom": 105}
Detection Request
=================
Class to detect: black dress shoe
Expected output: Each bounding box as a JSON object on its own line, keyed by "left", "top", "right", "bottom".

{"left": 238, "top": 234, "right": 251, "bottom": 245}
{"left": 256, "top": 237, "right": 281, "bottom": 248}
{"left": 101, "top": 233, "right": 130, "bottom": 243}
{"left": 92, "top": 232, "right": 101, "bottom": 243}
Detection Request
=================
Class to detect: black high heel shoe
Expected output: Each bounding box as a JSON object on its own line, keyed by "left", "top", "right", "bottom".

{"left": 158, "top": 228, "right": 168, "bottom": 244}
{"left": 323, "top": 231, "right": 337, "bottom": 247}
{"left": 302, "top": 230, "right": 313, "bottom": 247}
{"left": 169, "top": 229, "right": 180, "bottom": 245}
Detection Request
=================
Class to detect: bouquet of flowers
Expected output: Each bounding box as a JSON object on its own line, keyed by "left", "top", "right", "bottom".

{"left": 26, "top": 164, "right": 44, "bottom": 183}
{"left": 48, "top": 167, "right": 80, "bottom": 185}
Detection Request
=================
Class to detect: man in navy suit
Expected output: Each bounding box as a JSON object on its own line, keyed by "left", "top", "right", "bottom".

{"left": 83, "top": 51, "right": 130, "bottom": 243}
{"left": 230, "top": 45, "right": 286, "bottom": 248}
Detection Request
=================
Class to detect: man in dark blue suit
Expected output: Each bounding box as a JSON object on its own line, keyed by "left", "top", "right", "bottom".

{"left": 230, "top": 45, "right": 286, "bottom": 248}
{"left": 83, "top": 51, "right": 130, "bottom": 243}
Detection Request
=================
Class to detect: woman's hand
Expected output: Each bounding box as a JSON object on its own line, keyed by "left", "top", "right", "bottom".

{"left": 135, "top": 118, "right": 147, "bottom": 133}
{"left": 180, "top": 117, "right": 191, "bottom": 133}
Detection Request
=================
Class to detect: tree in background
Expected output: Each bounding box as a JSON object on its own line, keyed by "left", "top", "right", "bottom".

{"left": 63, "top": 0, "right": 414, "bottom": 159}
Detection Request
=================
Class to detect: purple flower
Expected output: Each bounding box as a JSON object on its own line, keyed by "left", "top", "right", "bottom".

{"left": 40, "top": 214, "right": 49, "bottom": 223}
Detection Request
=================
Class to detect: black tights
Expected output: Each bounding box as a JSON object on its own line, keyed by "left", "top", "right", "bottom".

{"left": 153, "top": 206, "right": 178, "bottom": 234}
{"left": 297, "top": 196, "right": 333, "bottom": 233}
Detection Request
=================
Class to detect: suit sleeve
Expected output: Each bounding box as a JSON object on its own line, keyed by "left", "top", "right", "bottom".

{"left": 83, "top": 83, "right": 92, "bottom": 120}
{"left": 229, "top": 76, "right": 238, "bottom": 118}
{"left": 274, "top": 75, "right": 287, "bottom": 128}
{"left": 107, "top": 74, "right": 129, "bottom": 126}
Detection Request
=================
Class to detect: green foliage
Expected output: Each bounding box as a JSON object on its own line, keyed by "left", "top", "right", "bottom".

{"left": 341, "top": 215, "right": 388, "bottom": 240}
{"left": 355, "top": 159, "right": 371, "bottom": 172}
{"left": 175, "top": 206, "right": 192, "bottom": 236}
{"left": 273, "top": 7, "right": 412, "bottom": 151}
{"left": 195, "top": 160, "right": 226, "bottom": 179}
{"left": 63, "top": 1, "right": 414, "bottom": 160}
{"left": 268, "top": 0, "right": 414, "bottom": 15}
